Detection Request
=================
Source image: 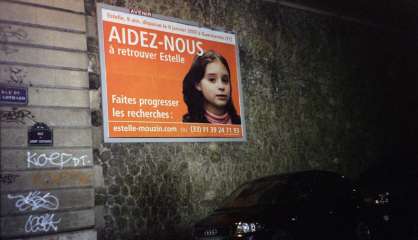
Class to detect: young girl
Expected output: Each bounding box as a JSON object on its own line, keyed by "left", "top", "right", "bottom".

{"left": 182, "top": 50, "right": 241, "bottom": 124}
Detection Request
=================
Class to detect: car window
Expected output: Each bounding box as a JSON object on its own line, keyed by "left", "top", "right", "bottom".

{"left": 309, "top": 173, "right": 359, "bottom": 212}
{"left": 218, "top": 175, "right": 316, "bottom": 209}
{"left": 219, "top": 179, "right": 286, "bottom": 209}
{"left": 314, "top": 174, "right": 353, "bottom": 200}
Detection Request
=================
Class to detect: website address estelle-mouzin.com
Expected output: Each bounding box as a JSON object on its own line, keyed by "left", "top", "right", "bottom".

{"left": 113, "top": 124, "right": 177, "bottom": 133}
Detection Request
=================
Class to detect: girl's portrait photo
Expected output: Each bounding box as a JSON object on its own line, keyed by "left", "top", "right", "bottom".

{"left": 182, "top": 50, "right": 241, "bottom": 124}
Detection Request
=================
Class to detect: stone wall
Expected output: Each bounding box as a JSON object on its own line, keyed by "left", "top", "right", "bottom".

{"left": 85, "top": 1, "right": 418, "bottom": 240}
{"left": 1, "top": 0, "right": 416, "bottom": 240}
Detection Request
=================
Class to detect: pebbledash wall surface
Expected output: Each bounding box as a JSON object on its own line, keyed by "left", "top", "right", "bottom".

{"left": 0, "top": 0, "right": 417, "bottom": 240}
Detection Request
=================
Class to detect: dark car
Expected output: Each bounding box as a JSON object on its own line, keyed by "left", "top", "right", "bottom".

{"left": 192, "top": 170, "right": 371, "bottom": 240}
{"left": 357, "top": 161, "right": 418, "bottom": 240}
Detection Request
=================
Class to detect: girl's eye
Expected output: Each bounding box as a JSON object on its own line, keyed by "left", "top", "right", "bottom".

{"left": 222, "top": 76, "right": 230, "bottom": 84}
{"left": 208, "top": 77, "right": 216, "bottom": 83}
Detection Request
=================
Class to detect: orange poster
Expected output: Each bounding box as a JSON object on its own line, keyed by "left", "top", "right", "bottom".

{"left": 97, "top": 4, "right": 246, "bottom": 142}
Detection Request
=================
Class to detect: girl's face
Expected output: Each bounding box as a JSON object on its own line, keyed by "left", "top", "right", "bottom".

{"left": 195, "top": 60, "right": 231, "bottom": 115}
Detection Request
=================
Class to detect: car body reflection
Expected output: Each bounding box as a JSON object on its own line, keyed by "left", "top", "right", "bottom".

{"left": 193, "top": 170, "right": 371, "bottom": 240}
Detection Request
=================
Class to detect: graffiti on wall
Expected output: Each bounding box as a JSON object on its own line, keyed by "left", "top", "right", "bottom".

{"left": 0, "top": 25, "right": 28, "bottom": 54}
{"left": 0, "top": 173, "right": 19, "bottom": 184}
{"left": 8, "top": 66, "right": 28, "bottom": 85}
{"left": 0, "top": 66, "right": 28, "bottom": 85}
{"left": 8, "top": 191, "right": 61, "bottom": 233}
{"left": 31, "top": 170, "right": 92, "bottom": 186}
{"left": 0, "top": 107, "right": 35, "bottom": 124}
{"left": 7, "top": 191, "right": 59, "bottom": 211}
{"left": 25, "top": 213, "right": 61, "bottom": 233}
{"left": 27, "top": 151, "right": 90, "bottom": 169}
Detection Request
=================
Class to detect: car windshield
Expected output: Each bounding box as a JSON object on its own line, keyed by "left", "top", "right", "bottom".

{"left": 218, "top": 177, "right": 296, "bottom": 209}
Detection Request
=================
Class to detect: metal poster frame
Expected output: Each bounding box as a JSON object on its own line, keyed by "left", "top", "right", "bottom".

{"left": 97, "top": 3, "right": 246, "bottom": 142}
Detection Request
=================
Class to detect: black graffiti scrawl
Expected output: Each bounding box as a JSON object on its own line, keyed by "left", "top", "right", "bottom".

{"left": 0, "top": 25, "right": 28, "bottom": 54}
{"left": 0, "top": 107, "right": 36, "bottom": 124}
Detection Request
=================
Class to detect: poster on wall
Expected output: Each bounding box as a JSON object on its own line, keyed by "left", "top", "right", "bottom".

{"left": 97, "top": 4, "right": 246, "bottom": 142}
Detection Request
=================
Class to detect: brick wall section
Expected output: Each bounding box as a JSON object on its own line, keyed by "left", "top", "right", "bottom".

{"left": 0, "top": 0, "right": 96, "bottom": 239}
